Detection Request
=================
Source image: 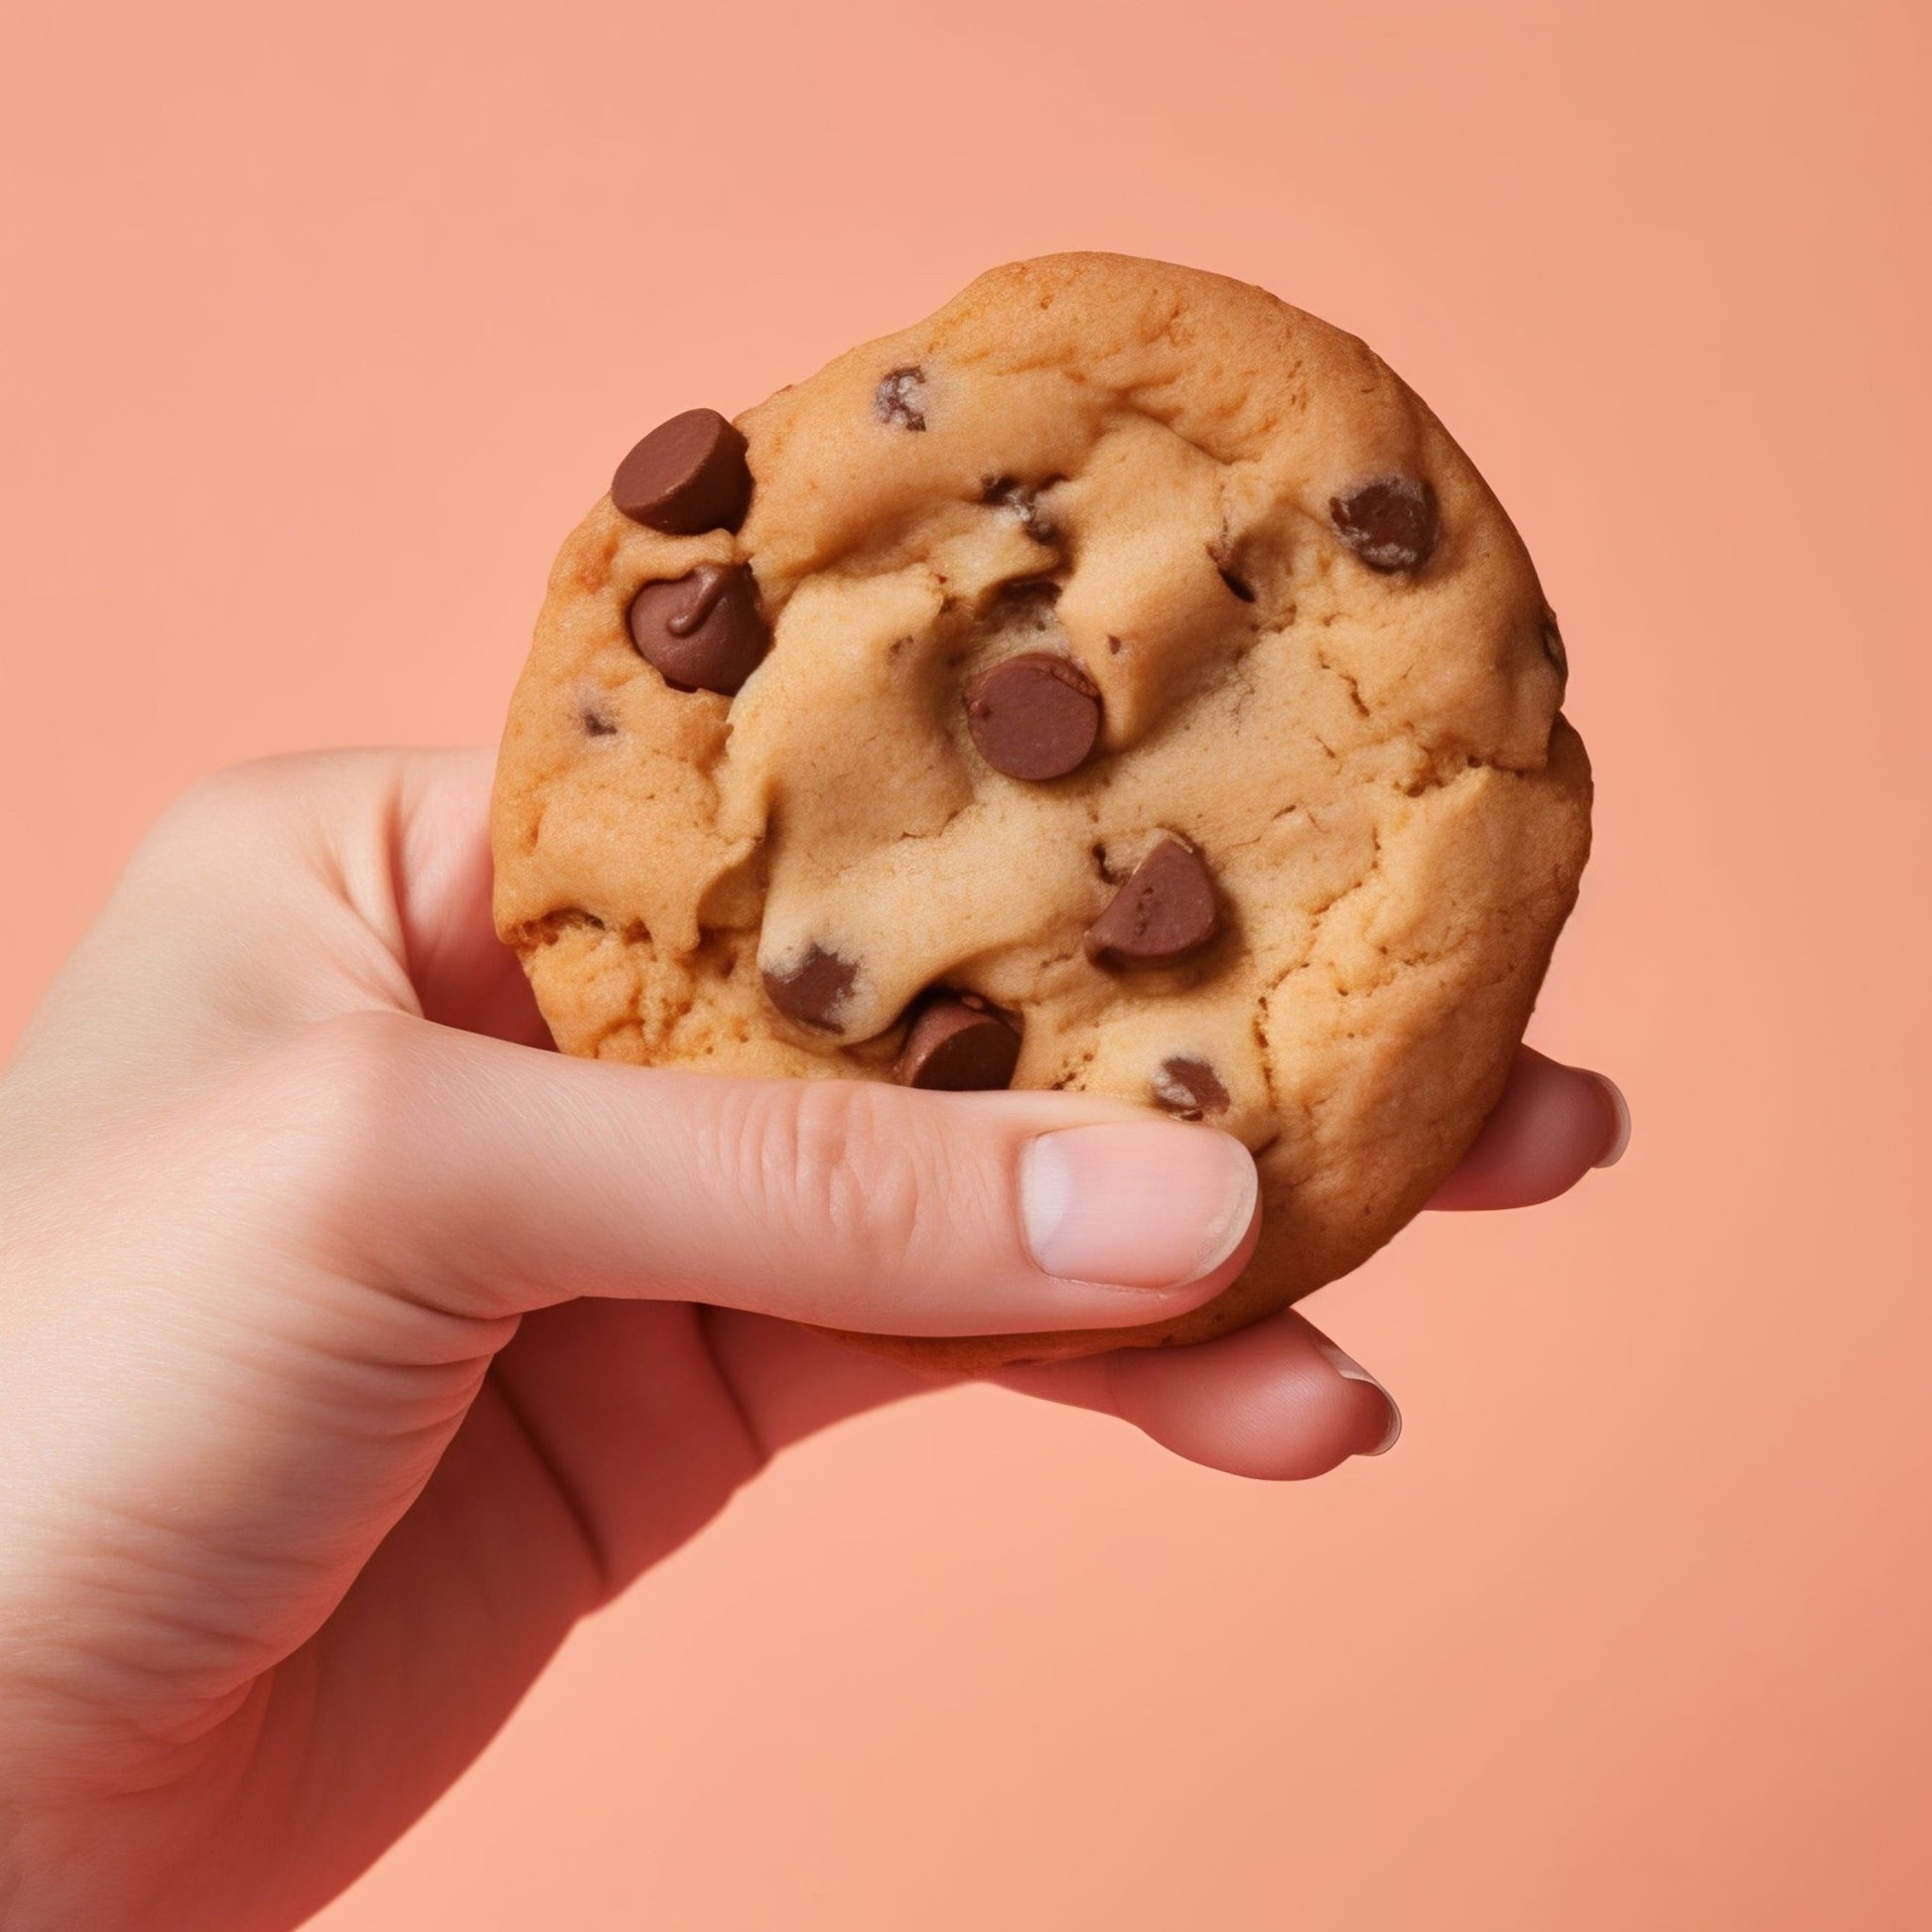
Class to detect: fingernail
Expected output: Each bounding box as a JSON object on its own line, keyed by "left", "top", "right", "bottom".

{"left": 1591, "top": 1074, "right": 1632, "bottom": 1168}
{"left": 1021, "top": 1123, "right": 1258, "bottom": 1290}
{"left": 1313, "top": 1337, "right": 1403, "bottom": 1455}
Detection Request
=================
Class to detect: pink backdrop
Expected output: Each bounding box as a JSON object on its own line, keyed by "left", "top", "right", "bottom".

{"left": 4, "top": 2, "right": 1928, "bottom": 1926}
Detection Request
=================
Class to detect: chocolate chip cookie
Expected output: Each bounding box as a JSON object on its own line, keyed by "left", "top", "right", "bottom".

{"left": 491, "top": 252, "right": 1591, "bottom": 1371}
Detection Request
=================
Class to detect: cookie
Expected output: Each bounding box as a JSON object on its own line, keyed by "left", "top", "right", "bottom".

{"left": 491, "top": 253, "right": 1590, "bottom": 1372}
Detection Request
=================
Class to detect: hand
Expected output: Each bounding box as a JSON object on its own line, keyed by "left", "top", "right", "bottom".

{"left": 0, "top": 749, "right": 1626, "bottom": 1931}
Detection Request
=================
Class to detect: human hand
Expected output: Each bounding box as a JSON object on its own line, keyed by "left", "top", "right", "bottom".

{"left": 0, "top": 749, "right": 1626, "bottom": 1931}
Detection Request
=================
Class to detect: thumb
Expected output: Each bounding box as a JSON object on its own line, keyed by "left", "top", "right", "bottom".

{"left": 266, "top": 1011, "right": 1260, "bottom": 1337}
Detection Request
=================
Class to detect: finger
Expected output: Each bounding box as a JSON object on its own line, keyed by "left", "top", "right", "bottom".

{"left": 1426, "top": 1045, "right": 1630, "bottom": 1210}
{"left": 701, "top": 1305, "right": 952, "bottom": 1457}
{"left": 994, "top": 1307, "right": 1401, "bottom": 1479}
{"left": 392, "top": 750, "right": 555, "bottom": 1047}
{"left": 698, "top": 1303, "right": 1396, "bottom": 1484}
{"left": 11, "top": 748, "right": 546, "bottom": 1116}
{"left": 267, "top": 1011, "right": 1262, "bottom": 1337}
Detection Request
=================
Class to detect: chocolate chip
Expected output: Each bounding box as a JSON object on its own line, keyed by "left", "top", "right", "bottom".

{"left": 581, "top": 707, "right": 618, "bottom": 736}
{"left": 1084, "top": 835, "right": 1221, "bottom": 969}
{"left": 1541, "top": 611, "right": 1568, "bottom": 680}
{"left": 982, "top": 475, "right": 1058, "bottom": 542}
{"left": 1152, "top": 1056, "right": 1231, "bottom": 1119}
{"left": 1330, "top": 477, "right": 1440, "bottom": 573}
{"left": 875, "top": 365, "right": 928, "bottom": 431}
{"left": 626, "top": 564, "right": 770, "bottom": 696}
{"left": 893, "top": 993, "right": 1023, "bottom": 1091}
{"left": 761, "top": 944, "right": 858, "bottom": 1032}
{"left": 965, "top": 653, "right": 1102, "bottom": 782}
{"left": 612, "top": 409, "right": 753, "bottom": 534}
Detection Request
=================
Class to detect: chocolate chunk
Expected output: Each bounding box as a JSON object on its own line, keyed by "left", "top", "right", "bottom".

{"left": 981, "top": 475, "right": 1059, "bottom": 542}
{"left": 1084, "top": 835, "right": 1221, "bottom": 969}
{"left": 1152, "top": 1056, "right": 1231, "bottom": 1119}
{"left": 611, "top": 409, "right": 753, "bottom": 534}
{"left": 894, "top": 993, "right": 1023, "bottom": 1091}
{"left": 626, "top": 564, "right": 770, "bottom": 696}
{"left": 1541, "top": 611, "right": 1568, "bottom": 680}
{"left": 762, "top": 944, "right": 858, "bottom": 1032}
{"left": 875, "top": 365, "right": 928, "bottom": 431}
{"left": 1330, "top": 477, "right": 1440, "bottom": 573}
{"left": 965, "top": 652, "right": 1102, "bottom": 781}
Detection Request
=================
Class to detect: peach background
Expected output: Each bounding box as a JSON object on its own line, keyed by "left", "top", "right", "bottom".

{"left": 3, "top": 1, "right": 1928, "bottom": 1926}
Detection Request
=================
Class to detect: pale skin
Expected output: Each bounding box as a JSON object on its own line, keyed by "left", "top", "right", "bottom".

{"left": 0, "top": 749, "right": 1627, "bottom": 1931}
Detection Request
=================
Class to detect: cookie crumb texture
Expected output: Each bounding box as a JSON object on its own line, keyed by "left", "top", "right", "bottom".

{"left": 492, "top": 253, "right": 1590, "bottom": 1371}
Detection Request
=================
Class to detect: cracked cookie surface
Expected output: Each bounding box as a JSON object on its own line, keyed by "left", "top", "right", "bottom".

{"left": 491, "top": 252, "right": 1591, "bottom": 1371}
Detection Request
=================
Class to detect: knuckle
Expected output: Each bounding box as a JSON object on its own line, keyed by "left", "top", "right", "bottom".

{"left": 130, "top": 753, "right": 382, "bottom": 883}
{"left": 125, "top": 769, "right": 259, "bottom": 885}
{"left": 718, "top": 1077, "right": 929, "bottom": 1277}
{"left": 141, "top": 759, "right": 290, "bottom": 846}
